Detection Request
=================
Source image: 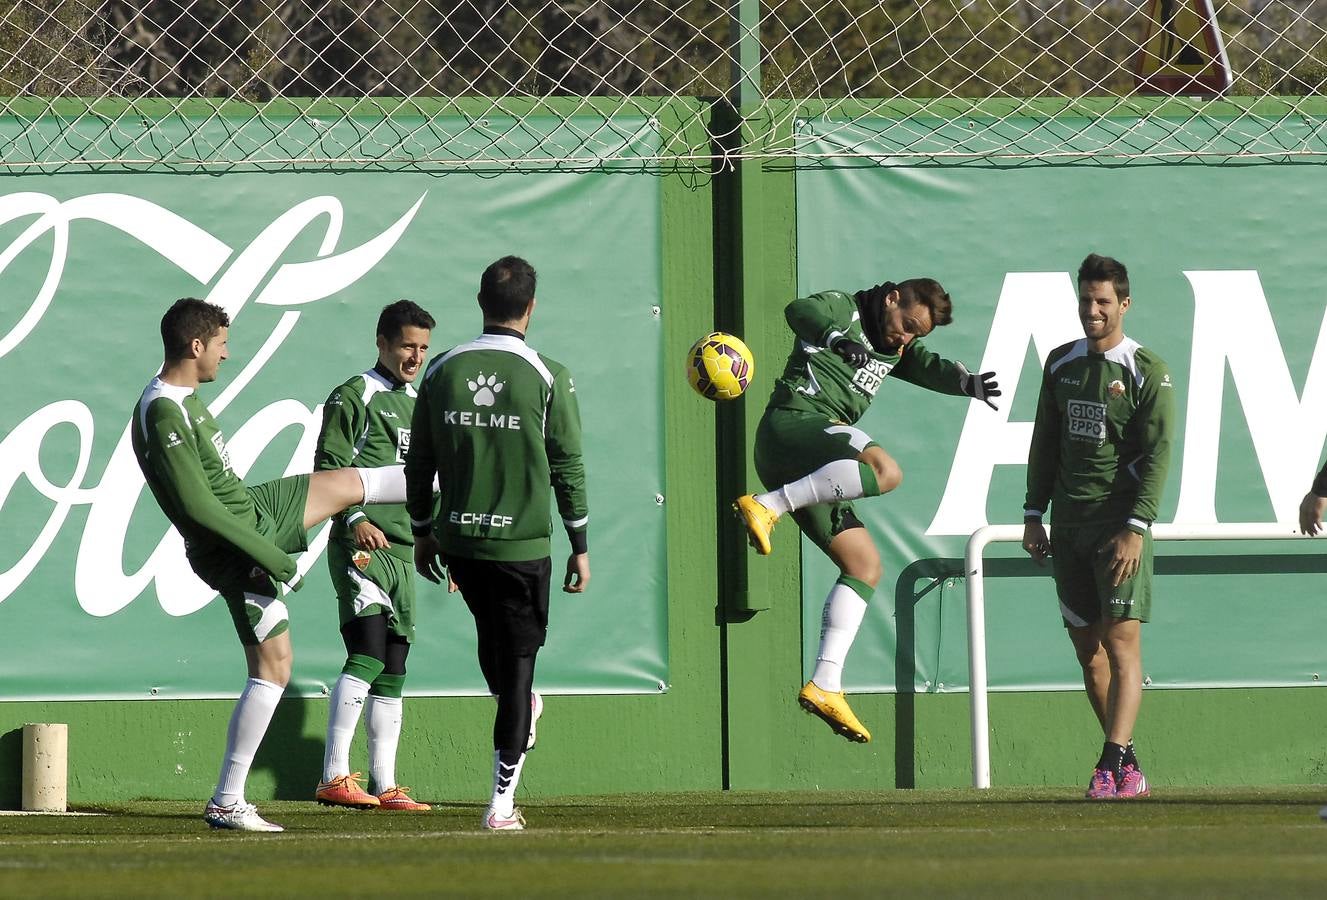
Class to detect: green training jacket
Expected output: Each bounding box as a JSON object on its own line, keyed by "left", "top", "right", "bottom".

{"left": 766, "top": 289, "right": 971, "bottom": 424}
{"left": 405, "top": 331, "right": 588, "bottom": 562}
{"left": 1025, "top": 336, "right": 1175, "bottom": 532}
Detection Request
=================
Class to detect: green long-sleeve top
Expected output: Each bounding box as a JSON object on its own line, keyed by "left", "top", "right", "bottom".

{"left": 765, "top": 290, "right": 971, "bottom": 424}
{"left": 1024, "top": 337, "right": 1175, "bottom": 532}
{"left": 314, "top": 364, "right": 417, "bottom": 564}
{"left": 131, "top": 377, "right": 297, "bottom": 585}
{"left": 405, "top": 330, "right": 588, "bottom": 562}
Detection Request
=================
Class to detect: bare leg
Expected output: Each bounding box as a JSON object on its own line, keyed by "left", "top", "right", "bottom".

{"left": 1067, "top": 624, "right": 1110, "bottom": 732}
{"left": 303, "top": 469, "right": 365, "bottom": 530}
{"left": 1101, "top": 618, "right": 1143, "bottom": 747}
{"left": 825, "top": 526, "right": 883, "bottom": 588}
{"left": 244, "top": 630, "right": 293, "bottom": 686}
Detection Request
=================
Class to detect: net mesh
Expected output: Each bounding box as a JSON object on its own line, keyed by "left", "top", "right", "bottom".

{"left": 0, "top": 0, "right": 1324, "bottom": 172}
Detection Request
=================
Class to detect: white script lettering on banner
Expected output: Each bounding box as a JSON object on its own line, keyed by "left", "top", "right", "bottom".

{"left": 0, "top": 191, "right": 425, "bottom": 615}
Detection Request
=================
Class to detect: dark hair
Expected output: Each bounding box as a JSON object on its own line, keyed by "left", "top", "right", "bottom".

{"left": 478, "top": 256, "right": 536, "bottom": 322}
{"left": 161, "top": 297, "right": 229, "bottom": 360}
{"left": 897, "top": 277, "right": 953, "bottom": 328}
{"left": 1078, "top": 253, "right": 1130, "bottom": 300}
{"left": 377, "top": 299, "right": 435, "bottom": 341}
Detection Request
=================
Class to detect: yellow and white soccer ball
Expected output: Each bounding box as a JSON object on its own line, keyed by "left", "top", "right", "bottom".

{"left": 686, "top": 332, "right": 755, "bottom": 401}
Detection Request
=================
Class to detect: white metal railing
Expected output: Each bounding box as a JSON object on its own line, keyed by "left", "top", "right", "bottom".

{"left": 964, "top": 521, "right": 1309, "bottom": 789}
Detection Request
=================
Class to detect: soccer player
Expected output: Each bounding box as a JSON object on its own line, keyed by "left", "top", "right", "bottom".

{"left": 733, "top": 279, "right": 999, "bottom": 743}
{"left": 406, "top": 255, "right": 589, "bottom": 831}
{"left": 1021, "top": 254, "right": 1174, "bottom": 800}
{"left": 132, "top": 297, "right": 412, "bottom": 832}
{"left": 312, "top": 300, "right": 436, "bottom": 813}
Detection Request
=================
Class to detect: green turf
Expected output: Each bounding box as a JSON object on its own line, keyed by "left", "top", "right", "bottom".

{"left": 2, "top": 788, "right": 1325, "bottom": 898}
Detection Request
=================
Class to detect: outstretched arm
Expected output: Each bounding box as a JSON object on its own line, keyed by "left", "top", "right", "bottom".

{"left": 405, "top": 374, "right": 439, "bottom": 539}
{"left": 892, "top": 341, "right": 1000, "bottom": 408}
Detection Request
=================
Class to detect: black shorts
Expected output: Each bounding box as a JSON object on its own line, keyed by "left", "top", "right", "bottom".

{"left": 447, "top": 556, "right": 552, "bottom": 656}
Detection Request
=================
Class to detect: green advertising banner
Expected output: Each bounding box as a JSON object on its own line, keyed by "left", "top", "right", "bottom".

{"left": 0, "top": 127, "right": 667, "bottom": 699}
{"left": 796, "top": 122, "right": 1327, "bottom": 692}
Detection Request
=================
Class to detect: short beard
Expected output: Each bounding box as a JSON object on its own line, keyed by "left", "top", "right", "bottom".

{"left": 853, "top": 282, "right": 896, "bottom": 353}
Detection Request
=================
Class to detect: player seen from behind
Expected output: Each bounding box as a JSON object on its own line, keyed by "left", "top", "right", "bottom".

{"left": 406, "top": 255, "right": 589, "bottom": 831}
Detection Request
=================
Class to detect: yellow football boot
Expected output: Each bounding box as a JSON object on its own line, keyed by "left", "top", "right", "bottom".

{"left": 798, "top": 680, "right": 871, "bottom": 743}
{"left": 733, "top": 494, "right": 779, "bottom": 556}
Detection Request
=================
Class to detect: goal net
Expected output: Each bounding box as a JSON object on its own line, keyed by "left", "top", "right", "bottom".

{"left": 0, "top": 1, "right": 1323, "bottom": 171}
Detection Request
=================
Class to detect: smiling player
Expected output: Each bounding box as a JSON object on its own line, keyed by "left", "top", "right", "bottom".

{"left": 313, "top": 300, "right": 437, "bottom": 813}
{"left": 1021, "top": 254, "right": 1175, "bottom": 800}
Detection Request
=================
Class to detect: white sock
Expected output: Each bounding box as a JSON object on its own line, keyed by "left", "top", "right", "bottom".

{"left": 365, "top": 694, "right": 403, "bottom": 792}
{"left": 321, "top": 674, "right": 370, "bottom": 783}
{"left": 213, "top": 677, "right": 283, "bottom": 807}
{"left": 489, "top": 750, "right": 526, "bottom": 818}
{"left": 810, "top": 582, "right": 870, "bottom": 693}
{"left": 357, "top": 464, "right": 407, "bottom": 505}
{"left": 756, "top": 459, "right": 869, "bottom": 515}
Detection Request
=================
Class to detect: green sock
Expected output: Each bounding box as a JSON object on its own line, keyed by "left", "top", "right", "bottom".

{"left": 343, "top": 653, "right": 385, "bottom": 684}
{"left": 370, "top": 673, "right": 406, "bottom": 699}
{"left": 858, "top": 461, "right": 882, "bottom": 498}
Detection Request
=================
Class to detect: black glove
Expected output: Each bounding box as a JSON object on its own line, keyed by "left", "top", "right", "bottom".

{"left": 957, "top": 363, "right": 1000, "bottom": 410}
{"left": 830, "top": 336, "right": 871, "bottom": 369}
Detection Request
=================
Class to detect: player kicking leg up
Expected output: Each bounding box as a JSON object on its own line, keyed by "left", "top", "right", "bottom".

{"left": 197, "top": 468, "right": 412, "bottom": 831}
{"left": 738, "top": 414, "right": 903, "bottom": 744}
{"left": 133, "top": 298, "right": 413, "bottom": 832}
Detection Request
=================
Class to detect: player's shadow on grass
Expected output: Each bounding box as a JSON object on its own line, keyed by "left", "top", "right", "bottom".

{"left": 254, "top": 692, "right": 324, "bottom": 801}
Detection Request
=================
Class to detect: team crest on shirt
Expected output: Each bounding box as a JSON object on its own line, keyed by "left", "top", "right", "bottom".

{"left": 352, "top": 550, "right": 372, "bottom": 572}
{"left": 1107, "top": 379, "right": 1126, "bottom": 399}
{"left": 395, "top": 427, "right": 411, "bottom": 463}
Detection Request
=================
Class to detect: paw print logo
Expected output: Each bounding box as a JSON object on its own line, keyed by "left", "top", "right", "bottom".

{"left": 468, "top": 372, "right": 504, "bottom": 407}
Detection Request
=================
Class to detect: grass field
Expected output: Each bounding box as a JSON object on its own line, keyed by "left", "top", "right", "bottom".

{"left": 3, "top": 787, "right": 1326, "bottom": 898}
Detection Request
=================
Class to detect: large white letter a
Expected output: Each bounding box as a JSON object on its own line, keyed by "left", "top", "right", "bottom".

{"left": 927, "top": 273, "right": 1082, "bottom": 536}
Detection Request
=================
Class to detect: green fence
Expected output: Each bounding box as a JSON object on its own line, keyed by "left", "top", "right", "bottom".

{"left": 3, "top": 98, "right": 1327, "bottom": 803}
